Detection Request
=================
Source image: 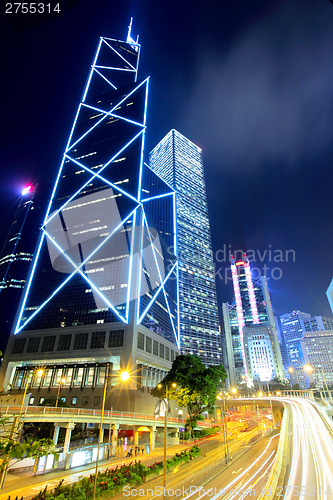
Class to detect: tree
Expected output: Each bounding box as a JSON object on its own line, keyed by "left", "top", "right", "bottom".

{"left": 268, "top": 376, "right": 291, "bottom": 391}
{"left": 0, "top": 391, "right": 54, "bottom": 487}
{"left": 152, "top": 354, "right": 227, "bottom": 435}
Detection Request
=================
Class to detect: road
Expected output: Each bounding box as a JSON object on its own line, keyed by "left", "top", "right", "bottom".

{"left": 177, "top": 433, "right": 279, "bottom": 500}
{"left": 0, "top": 422, "right": 273, "bottom": 499}
{"left": 280, "top": 397, "right": 333, "bottom": 500}
{"left": 112, "top": 425, "right": 277, "bottom": 500}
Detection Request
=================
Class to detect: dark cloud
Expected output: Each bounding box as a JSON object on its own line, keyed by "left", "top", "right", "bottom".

{"left": 181, "top": 2, "right": 333, "bottom": 171}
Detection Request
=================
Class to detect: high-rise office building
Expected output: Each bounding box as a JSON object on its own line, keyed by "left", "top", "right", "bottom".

{"left": 300, "top": 329, "right": 333, "bottom": 389}
{"left": 274, "top": 315, "right": 289, "bottom": 374}
{"left": 223, "top": 255, "right": 284, "bottom": 387}
{"left": 243, "top": 324, "right": 285, "bottom": 386}
{"left": 149, "top": 130, "right": 221, "bottom": 366}
{"left": 0, "top": 29, "right": 180, "bottom": 411}
{"left": 0, "top": 185, "right": 49, "bottom": 353}
{"left": 302, "top": 315, "right": 333, "bottom": 332}
{"left": 280, "top": 310, "right": 310, "bottom": 388}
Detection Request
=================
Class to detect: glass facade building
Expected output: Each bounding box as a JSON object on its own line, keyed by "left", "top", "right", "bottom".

{"left": 0, "top": 185, "right": 48, "bottom": 352}
{"left": 149, "top": 130, "right": 221, "bottom": 366}
{"left": 1, "top": 32, "right": 180, "bottom": 409}
{"left": 300, "top": 329, "right": 333, "bottom": 389}
{"left": 280, "top": 310, "right": 310, "bottom": 388}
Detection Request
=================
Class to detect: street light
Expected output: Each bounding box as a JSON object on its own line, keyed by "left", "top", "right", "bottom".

{"left": 231, "top": 387, "right": 238, "bottom": 395}
{"left": 317, "top": 365, "right": 332, "bottom": 402}
{"left": 288, "top": 366, "right": 300, "bottom": 388}
{"left": 304, "top": 365, "right": 331, "bottom": 401}
{"left": 157, "top": 382, "right": 176, "bottom": 500}
{"left": 217, "top": 394, "right": 229, "bottom": 464}
{"left": 92, "top": 367, "right": 130, "bottom": 500}
{"left": 55, "top": 377, "right": 66, "bottom": 408}
{"left": 18, "top": 368, "right": 44, "bottom": 422}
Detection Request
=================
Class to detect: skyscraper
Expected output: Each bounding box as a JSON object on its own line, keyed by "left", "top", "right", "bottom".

{"left": 302, "top": 315, "right": 333, "bottom": 332}
{"left": 300, "top": 329, "right": 333, "bottom": 389}
{"left": 280, "top": 310, "right": 311, "bottom": 388}
{"left": 0, "top": 184, "right": 49, "bottom": 353}
{"left": 274, "top": 315, "right": 289, "bottom": 374}
{"left": 149, "top": 130, "right": 221, "bottom": 366}
{"left": 0, "top": 28, "right": 180, "bottom": 410}
{"left": 223, "top": 255, "right": 284, "bottom": 387}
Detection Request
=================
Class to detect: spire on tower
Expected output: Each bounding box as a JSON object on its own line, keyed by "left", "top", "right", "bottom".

{"left": 127, "top": 17, "right": 139, "bottom": 51}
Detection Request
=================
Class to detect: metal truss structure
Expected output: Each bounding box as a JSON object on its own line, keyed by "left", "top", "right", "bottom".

{"left": 14, "top": 35, "right": 179, "bottom": 348}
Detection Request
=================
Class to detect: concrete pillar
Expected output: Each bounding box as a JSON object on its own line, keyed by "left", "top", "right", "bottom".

{"left": 99, "top": 426, "right": 105, "bottom": 444}
{"left": 53, "top": 425, "right": 60, "bottom": 445}
{"left": 63, "top": 423, "right": 75, "bottom": 455}
{"left": 112, "top": 424, "right": 118, "bottom": 455}
{"left": 149, "top": 426, "right": 156, "bottom": 451}
{"left": 134, "top": 430, "right": 139, "bottom": 446}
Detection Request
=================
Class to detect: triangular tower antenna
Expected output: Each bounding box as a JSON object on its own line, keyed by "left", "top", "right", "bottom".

{"left": 127, "top": 17, "right": 139, "bottom": 51}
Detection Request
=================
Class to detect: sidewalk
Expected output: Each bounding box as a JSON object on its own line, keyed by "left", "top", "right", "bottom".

{"left": 0, "top": 442, "right": 191, "bottom": 499}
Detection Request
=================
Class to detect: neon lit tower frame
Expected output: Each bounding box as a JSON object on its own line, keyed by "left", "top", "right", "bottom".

{"left": 1, "top": 28, "right": 180, "bottom": 400}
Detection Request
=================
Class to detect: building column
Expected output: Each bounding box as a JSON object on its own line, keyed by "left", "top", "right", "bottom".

{"left": 112, "top": 424, "right": 118, "bottom": 455}
{"left": 134, "top": 429, "right": 139, "bottom": 446}
{"left": 99, "top": 426, "right": 105, "bottom": 444}
{"left": 149, "top": 425, "right": 156, "bottom": 451}
{"left": 63, "top": 422, "right": 75, "bottom": 455}
{"left": 53, "top": 425, "right": 60, "bottom": 445}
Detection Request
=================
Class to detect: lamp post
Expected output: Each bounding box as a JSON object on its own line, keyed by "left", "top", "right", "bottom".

{"left": 318, "top": 365, "right": 332, "bottom": 403}
{"left": 218, "top": 393, "right": 229, "bottom": 464}
{"left": 266, "top": 382, "right": 275, "bottom": 427}
{"left": 18, "top": 367, "right": 44, "bottom": 421}
{"left": 107, "top": 406, "right": 113, "bottom": 459}
{"left": 304, "top": 364, "right": 331, "bottom": 402}
{"left": 157, "top": 382, "right": 176, "bottom": 500}
{"left": 55, "top": 377, "right": 66, "bottom": 408}
{"left": 92, "top": 367, "right": 130, "bottom": 500}
{"left": 303, "top": 364, "right": 314, "bottom": 391}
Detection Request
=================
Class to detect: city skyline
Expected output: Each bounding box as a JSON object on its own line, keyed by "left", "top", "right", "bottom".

{"left": 1, "top": 1, "right": 333, "bottom": 323}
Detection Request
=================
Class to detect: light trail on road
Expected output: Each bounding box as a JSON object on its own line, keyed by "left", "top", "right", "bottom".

{"left": 181, "top": 434, "right": 279, "bottom": 500}
{"left": 281, "top": 398, "right": 333, "bottom": 500}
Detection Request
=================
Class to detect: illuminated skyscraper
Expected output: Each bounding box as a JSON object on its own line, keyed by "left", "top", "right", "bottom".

{"left": 1, "top": 28, "right": 179, "bottom": 410}
{"left": 280, "top": 310, "right": 311, "bottom": 388}
{"left": 149, "top": 130, "right": 221, "bottom": 366}
{"left": 0, "top": 185, "right": 48, "bottom": 353}
{"left": 223, "top": 256, "right": 284, "bottom": 387}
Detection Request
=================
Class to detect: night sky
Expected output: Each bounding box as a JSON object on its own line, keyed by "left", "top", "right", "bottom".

{"left": 1, "top": 0, "right": 332, "bottom": 321}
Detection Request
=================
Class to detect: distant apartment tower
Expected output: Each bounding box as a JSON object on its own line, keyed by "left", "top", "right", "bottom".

{"left": 280, "top": 310, "right": 310, "bottom": 388}
{"left": 149, "top": 130, "right": 221, "bottom": 366}
{"left": 0, "top": 30, "right": 180, "bottom": 411}
{"left": 223, "top": 255, "right": 284, "bottom": 387}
